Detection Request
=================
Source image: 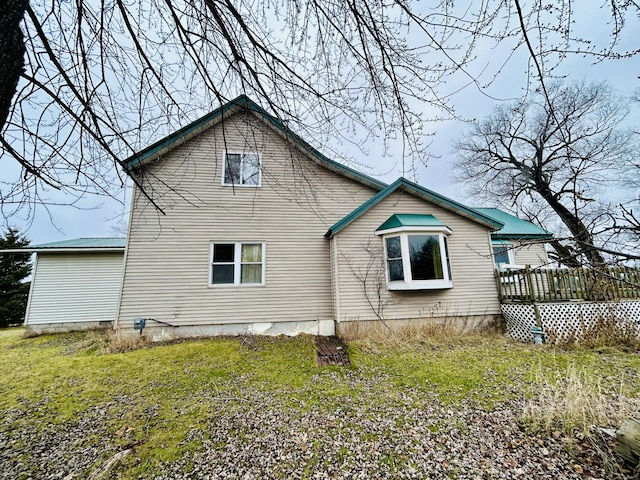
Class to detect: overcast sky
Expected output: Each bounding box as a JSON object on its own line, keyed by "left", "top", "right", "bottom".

{"left": 4, "top": 3, "right": 639, "bottom": 244}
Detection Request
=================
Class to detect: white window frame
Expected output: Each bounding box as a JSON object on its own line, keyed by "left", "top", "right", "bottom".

{"left": 209, "top": 241, "right": 266, "bottom": 287}
{"left": 377, "top": 226, "right": 453, "bottom": 290}
{"left": 222, "top": 152, "right": 262, "bottom": 187}
{"left": 492, "top": 241, "right": 518, "bottom": 271}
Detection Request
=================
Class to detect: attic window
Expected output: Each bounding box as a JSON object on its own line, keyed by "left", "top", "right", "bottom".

{"left": 222, "top": 152, "right": 261, "bottom": 187}
{"left": 376, "top": 214, "right": 453, "bottom": 290}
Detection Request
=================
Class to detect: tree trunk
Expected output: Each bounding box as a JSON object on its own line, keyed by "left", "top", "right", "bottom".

{"left": 535, "top": 183, "right": 606, "bottom": 267}
{"left": 0, "top": 0, "right": 28, "bottom": 133}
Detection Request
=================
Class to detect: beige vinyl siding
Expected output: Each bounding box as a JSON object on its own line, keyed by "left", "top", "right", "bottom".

{"left": 25, "top": 252, "right": 123, "bottom": 325}
{"left": 117, "top": 112, "right": 376, "bottom": 329}
{"left": 334, "top": 191, "right": 501, "bottom": 322}
{"left": 512, "top": 241, "right": 549, "bottom": 267}
{"left": 329, "top": 235, "right": 339, "bottom": 321}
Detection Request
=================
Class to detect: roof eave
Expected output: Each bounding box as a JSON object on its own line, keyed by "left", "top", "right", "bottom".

{"left": 1, "top": 247, "right": 126, "bottom": 254}
{"left": 491, "top": 234, "right": 553, "bottom": 241}
{"left": 325, "top": 180, "right": 401, "bottom": 238}
{"left": 123, "top": 97, "right": 250, "bottom": 171}
{"left": 327, "top": 178, "right": 504, "bottom": 238}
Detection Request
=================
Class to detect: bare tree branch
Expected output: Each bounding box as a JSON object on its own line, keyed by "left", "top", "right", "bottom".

{"left": 455, "top": 81, "right": 638, "bottom": 266}
{"left": 1, "top": 1, "right": 639, "bottom": 224}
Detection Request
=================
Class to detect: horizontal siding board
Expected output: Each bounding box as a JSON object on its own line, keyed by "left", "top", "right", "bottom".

{"left": 118, "top": 111, "right": 504, "bottom": 331}
{"left": 26, "top": 253, "right": 123, "bottom": 324}
{"left": 512, "top": 241, "right": 548, "bottom": 266}
{"left": 118, "top": 113, "right": 375, "bottom": 329}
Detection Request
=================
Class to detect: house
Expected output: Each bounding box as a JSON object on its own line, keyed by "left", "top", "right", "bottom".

{"left": 475, "top": 208, "right": 551, "bottom": 271}
{"left": 7, "top": 96, "right": 552, "bottom": 338}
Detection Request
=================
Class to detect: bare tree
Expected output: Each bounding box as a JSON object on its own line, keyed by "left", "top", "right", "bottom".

{"left": 2, "top": 1, "right": 640, "bottom": 222}
{"left": 343, "top": 240, "right": 394, "bottom": 329}
{"left": 454, "top": 81, "right": 638, "bottom": 267}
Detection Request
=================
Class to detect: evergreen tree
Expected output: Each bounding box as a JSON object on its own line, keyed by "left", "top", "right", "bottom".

{"left": 0, "top": 228, "right": 31, "bottom": 327}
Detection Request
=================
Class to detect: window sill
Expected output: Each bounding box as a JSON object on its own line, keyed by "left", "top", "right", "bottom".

{"left": 387, "top": 280, "right": 453, "bottom": 291}
{"left": 221, "top": 183, "right": 261, "bottom": 188}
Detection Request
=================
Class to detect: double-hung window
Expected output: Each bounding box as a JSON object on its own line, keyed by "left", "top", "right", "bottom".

{"left": 210, "top": 242, "right": 265, "bottom": 286}
{"left": 376, "top": 214, "right": 453, "bottom": 290}
{"left": 222, "top": 152, "right": 261, "bottom": 187}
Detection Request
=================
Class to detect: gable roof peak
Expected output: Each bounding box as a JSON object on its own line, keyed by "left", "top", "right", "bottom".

{"left": 122, "top": 95, "right": 386, "bottom": 191}
{"left": 326, "top": 176, "right": 503, "bottom": 237}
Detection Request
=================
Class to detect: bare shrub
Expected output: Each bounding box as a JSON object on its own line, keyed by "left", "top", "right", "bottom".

{"left": 546, "top": 307, "right": 640, "bottom": 351}
{"left": 523, "top": 364, "right": 640, "bottom": 476}
{"left": 108, "top": 330, "right": 151, "bottom": 353}
{"left": 340, "top": 315, "right": 501, "bottom": 350}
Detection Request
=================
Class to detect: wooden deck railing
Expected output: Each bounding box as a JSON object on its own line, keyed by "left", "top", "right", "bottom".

{"left": 497, "top": 266, "right": 640, "bottom": 302}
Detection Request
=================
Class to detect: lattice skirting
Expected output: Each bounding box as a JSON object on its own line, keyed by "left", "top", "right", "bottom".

{"left": 502, "top": 300, "right": 640, "bottom": 342}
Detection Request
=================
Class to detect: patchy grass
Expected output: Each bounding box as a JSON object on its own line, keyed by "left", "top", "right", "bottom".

{"left": 1, "top": 326, "right": 639, "bottom": 479}
{"left": 523, "top": 362, "right": 639, "bottom": 436}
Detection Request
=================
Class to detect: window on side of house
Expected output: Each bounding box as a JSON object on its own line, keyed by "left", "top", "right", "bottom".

{"left": 222, "top": 152, "right": 261, "bottom": 187}
{"left": 210, "top": 242, "right": 265, "bottom": 286}
{"left": 381, "top": 232, "right": 453, "bottom": 290}
{"left": 492, "top": 242, "right": 515, "bottom": 270}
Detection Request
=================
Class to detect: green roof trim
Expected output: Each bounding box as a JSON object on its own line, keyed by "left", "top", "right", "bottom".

{"left": 326, "top": 178, "right": 503, "bottom": 237}
{"left": 376, "top": 214, "right": 445, "bottom": 232}
{"left": 474, "top": 208, "right": 553, "bottom": 240}
{"left": 122, "top": 95, "right": 387, "bottom": 191}
{"left": 123, "top": 98, "right": 245, "bottom": 171}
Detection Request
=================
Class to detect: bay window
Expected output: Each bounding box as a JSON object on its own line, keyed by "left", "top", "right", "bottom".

{"left": 377, "top": 214, "right": 453, "bottom": 290}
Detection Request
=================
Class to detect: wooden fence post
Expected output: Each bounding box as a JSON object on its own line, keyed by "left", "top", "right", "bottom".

{"left": 524, "top": 265, "right": 543, "bottom": 331}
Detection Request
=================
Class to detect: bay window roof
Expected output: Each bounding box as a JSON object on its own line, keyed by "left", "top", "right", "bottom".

{"left": 376, "top": 214, "right": 448, "bottom": 233}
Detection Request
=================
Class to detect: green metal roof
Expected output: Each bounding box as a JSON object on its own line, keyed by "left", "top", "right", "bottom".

{"left": 1, "top": 238, "right": 126, "bottom": 254}
{"left": 474, "top": 208, "right": 553, "bottom": 239}
{"left": 326, "top": 178, "right": 503, "bottom": 237}
{"left": 8, "top": 238, "right": 128, "bottom": 253}
{"left": 0, "top": 237, "right": 128, "bottom": 254}
{"left": 376, "top": 214, "right": 446, "bottom": 232}
{"left": 122, "top": 95, "right": 387, "bottom": 191}
{"left": 31, "top": 238, "right": 126, "bottom": 249}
